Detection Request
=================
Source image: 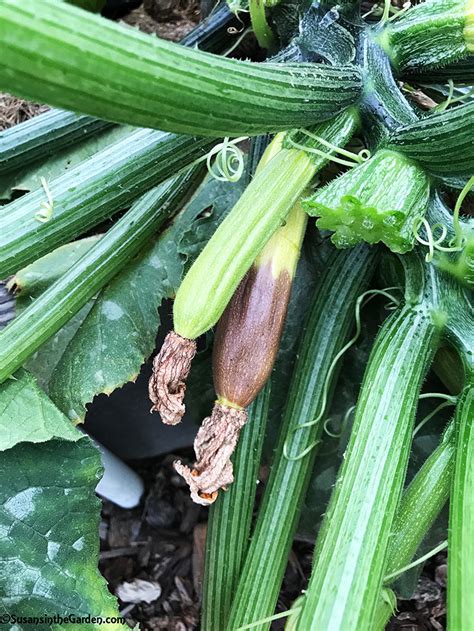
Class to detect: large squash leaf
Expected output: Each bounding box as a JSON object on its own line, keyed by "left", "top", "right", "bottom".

{"left": 0, "top": 370, "right": 122, "bottom": 628}
{"left": 0, "top": 439, "right": 122, "bottom": 630}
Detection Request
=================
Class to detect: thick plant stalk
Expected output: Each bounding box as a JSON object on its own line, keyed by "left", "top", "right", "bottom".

{"left": 0, "top": 131, "right": 213, "bottom": 278}
{"left": 448, "top": 378, "right": 474, "bottom": 630}
{"left": 0, "top": 168, "right": 203, "bottom": 385}
{"left": 0, "top": 108, "right": 112, "bottom": 175}
{"left": 226, "top": 246, "right": 377, "bottom": 631}
{"left": 149, "top": 110, "right": 358, "bottom": 425}
{"left": 201, "top": 383, "right": 270, "bottom": 631}
{"left": 379, "top": 0, "right": 474, "bottom": 74}
{"left": 0, "top": 0, "right": 362, "bottom": 137}
{"left": 297, "top": 305, "right": 441, "bottom": 631}
{"left": 372, "top": 418, "right": 456, "bottom": 629}
{"left": 386, "top": 102, "right": 474, "bottom": 177}
{"left": 175, "top": 202, "right": 307, "bottom": 502}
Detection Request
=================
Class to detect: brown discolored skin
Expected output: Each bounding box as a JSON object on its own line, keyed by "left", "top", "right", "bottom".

{"left": 213, "top": 261, "right": 292, "bottom": 409}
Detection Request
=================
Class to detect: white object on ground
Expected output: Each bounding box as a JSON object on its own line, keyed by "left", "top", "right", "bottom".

{"left": 116, "top": 578, "right": 162, "bottom": 604}
{"left": 95, "top": 441, "right": 144, "bottom": 509}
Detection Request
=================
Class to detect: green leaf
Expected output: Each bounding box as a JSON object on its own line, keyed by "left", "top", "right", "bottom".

{"left": 0, "top": 437, "right": 122, "bottom": 629}
{"left": 0, "top": 370, "right": 78, "bottom": 451}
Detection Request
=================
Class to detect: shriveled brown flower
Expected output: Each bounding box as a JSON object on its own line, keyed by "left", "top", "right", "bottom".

{"left": 174, "top": 402, "right": 248, "bottom": 505}
{"left": 148, "top": 330, "right": 196, "bottom": 425}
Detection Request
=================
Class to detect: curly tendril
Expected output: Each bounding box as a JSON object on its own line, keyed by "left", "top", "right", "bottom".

{"left": 197, "top": 136, "right": 248, "bottom": 183}
{"left": 286, "top": 129, "right": 371, "bottom": 168}
{"left": 414, "top": 176, "right": 474, "bottom": 260}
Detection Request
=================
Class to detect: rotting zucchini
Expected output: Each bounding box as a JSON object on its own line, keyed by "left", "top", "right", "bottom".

{"left": 174, "top": 201, "right": 307, "bottom": 503}
{"left": 148, "top": 109, "right": 359, "bottom": 425}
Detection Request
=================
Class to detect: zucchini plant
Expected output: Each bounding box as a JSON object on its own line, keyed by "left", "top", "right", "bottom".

{"left": 0, "top": 0, "right": 473, "bottom": 629}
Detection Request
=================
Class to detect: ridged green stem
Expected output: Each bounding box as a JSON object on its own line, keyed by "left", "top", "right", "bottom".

{"left": 386, "top": 420, "right": 455, "bottom": 578}
{"left": 0, "top": 0, "right": 362, "bottom": 137}
{"left": 0, "top": 109, "right": 112, "bottom": 175}
{"left": 378, "top": 0, "right": 473, "bottom": 74}
{"left": 202, "top": 383, "right": 271, "bottom": 631}
{"left": 448, "top": 378, "right": 474, "bottom": 630}
{"left": 403, "top": 55, "right": 474, "bottom": 83}
{"left": 386, "top": 101, "right": 474, "bottom": 177}
{"left": 173, "top": 110, "right": 359, "bottom": 339}
{"left": 0, "top": 168, "right": 203, "bottom": 384}
{"left": 298, "top": 305, "right": 440, "bottom": 631}
{"left": 372, "top": 418, "right": 456, "bottom": 630}
{"left": 226, "top": 246, "right": 378, "bottom": 631}
{"left": 0, "top": 131, "right": 213, "bottom": 278}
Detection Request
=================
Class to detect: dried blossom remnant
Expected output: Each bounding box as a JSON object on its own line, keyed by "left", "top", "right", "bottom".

{"left": 148, "top": 330, "right": 196, "bottom": 425}
{"left": 174, "top": 402, "right": 248, "bottom": 506}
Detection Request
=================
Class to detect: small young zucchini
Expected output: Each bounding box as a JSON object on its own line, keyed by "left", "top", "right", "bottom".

{"left": 148, "top": 109, "right": 359, "bottom": 425}
{"left": 174, "top": 201, "right": 307, "bottom": 504}
{"left": 303, "top": 149, "right": 430, "bottom": 253}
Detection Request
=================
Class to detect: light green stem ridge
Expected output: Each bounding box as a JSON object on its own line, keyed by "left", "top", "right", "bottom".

{"left": 0, "top": 168, "right": 203, "bottom": 385}
{"left": 0, "top": 0, "right": 362, "bottom": 137}
{"left": 0, "top": 108, "right": 112, "bottom": 175}
{"left": 173, "top": 110, "right": 359, "bottom": 339}
{"left": 202, "top": 383, "right": 271, "bottom": 631}
{"left": 448, "top": 379, "right": 474, "bottom": 630}
{"left": 0, "top": 130, "right": 213, "bottom": 278}
{"left": 298, "top": 305, "right": 440, "bottom": 631}
{"left": 379, "top": 0, "right": 470, "bottom": 73}
{"left": 226, "top": 245, "right": 378, "bottom": 631}
{"left": 386, "top": 420, "right": 455, "bottom": 577}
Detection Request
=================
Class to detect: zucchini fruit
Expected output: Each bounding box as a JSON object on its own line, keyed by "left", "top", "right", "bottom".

{"left": 149, "top": 110, "right": 359, "bottom": 426}
{"left": 174, "top": 202, "right": 307, "bottom": 504}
